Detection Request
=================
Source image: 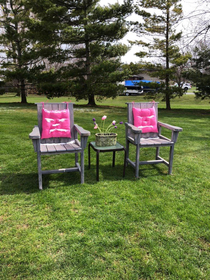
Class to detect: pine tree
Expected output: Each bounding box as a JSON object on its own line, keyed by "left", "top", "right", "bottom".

{"left": 187, "top": 42, "right": 210, "bottom": 100}
{"left": 133, "top": 0, "right": 184, "bottom": 109}
{"left": 0, "top": 0, "right": 47, "bottom": 103}
{"left": 30, "top": 0, "right": 132, "bottom": 106}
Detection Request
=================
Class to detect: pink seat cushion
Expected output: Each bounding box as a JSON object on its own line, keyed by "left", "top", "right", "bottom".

{"left": 41, "top": 108, "right": 71, "bottom": 139}
{"left": 132, "top": 107, "right": 158, "bottom": 133}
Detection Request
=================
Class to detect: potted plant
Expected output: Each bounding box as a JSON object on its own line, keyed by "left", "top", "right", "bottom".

{"left": 92, "top": 116, "right": 123, "bottom": 147}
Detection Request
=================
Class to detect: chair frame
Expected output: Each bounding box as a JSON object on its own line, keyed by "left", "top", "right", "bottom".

{"left": 125, "top": 102, "right": 182, "bottom": 178}
{"left": 29, "top": 102, "right": 90, "bottom": 189}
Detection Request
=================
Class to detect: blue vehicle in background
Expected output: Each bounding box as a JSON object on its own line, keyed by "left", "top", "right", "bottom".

{"left": 123, "top": 76, "right": 160, "bottom": 96}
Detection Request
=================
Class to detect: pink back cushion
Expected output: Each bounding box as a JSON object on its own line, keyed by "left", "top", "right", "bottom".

{"left": 41, "top": 108, "right": 71, "bottom": 139}
{"left": 132, "top": 107, "right": 158, "bottom": 133}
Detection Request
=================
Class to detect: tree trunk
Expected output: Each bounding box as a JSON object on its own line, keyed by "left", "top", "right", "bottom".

{"left": 20, "top": 79, "right": 27, "bottom": 103}
{"left": 84, "top": 9, "right": 96, "bottom": 107}
{"left": 87, "top": 94, "right": 96, "bottom": 106}
{"left": 166, "top": 92, "right": 171, "bottom": 110}
{"left": 165, "top": 5, "right": 171, "bottom": 110}
{"left": 165, "top": 73, "right": 171, "bottom": 110}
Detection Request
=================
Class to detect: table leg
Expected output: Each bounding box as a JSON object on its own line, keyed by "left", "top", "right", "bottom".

{"left": 123, "top": 148, "right": 126, "bottom": 177}
{"left": 112, "top": 151, "right": 116, "bottom": 167}
{"left": 88, "top": 143, "right": 91, "bottom": 169}
{"left": 96, "top": 150, "right": 99, "bottom": 181}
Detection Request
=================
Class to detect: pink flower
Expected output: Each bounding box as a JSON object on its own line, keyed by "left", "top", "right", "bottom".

{"left": 102, "top": 115, "right": 107, "bottom": 120}
{"left": 94, "top": 125, "right": 98, "bottom": 129}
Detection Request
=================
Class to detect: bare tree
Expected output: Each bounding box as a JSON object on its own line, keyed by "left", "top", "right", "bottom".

{"left": 181, "top": 0, "right": 210, "bottom": 48}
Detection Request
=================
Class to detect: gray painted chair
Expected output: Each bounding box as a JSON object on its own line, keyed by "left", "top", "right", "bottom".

{"left": 29, "top": 102, "right": 90, "bottom": 189}
{"left": 125, "top": 102, "right": 182, "bottom": 178}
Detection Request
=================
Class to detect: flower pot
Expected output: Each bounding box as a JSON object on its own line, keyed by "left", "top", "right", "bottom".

{"left": 95, "top": 133, "right": 117, "bottom": 147}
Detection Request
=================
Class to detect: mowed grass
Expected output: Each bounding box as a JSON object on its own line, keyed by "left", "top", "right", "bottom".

{"left": 1, "top": 89, "right": 209, "bottom": 109}
{"left": 0, "top": 94, "right": 210, "bottom": 279}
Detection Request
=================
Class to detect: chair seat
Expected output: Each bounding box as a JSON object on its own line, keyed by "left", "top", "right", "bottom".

{"left": 128, "top": 136, "right": 173, "bottom": 147}
{"left": 40, "top": 141, "right": 82, "bottom": 154}
{"left": 140, "top": 137, "right": 173, "bottom": 147}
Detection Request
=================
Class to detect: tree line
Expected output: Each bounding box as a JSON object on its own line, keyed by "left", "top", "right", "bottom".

{"left": 0, "top": 0, "right": 209, "bottom": 109}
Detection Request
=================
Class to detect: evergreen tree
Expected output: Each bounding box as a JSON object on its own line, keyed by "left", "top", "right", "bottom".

{"left": 0, "top": 0, "right": 47, "bottom": 103}
{"left": 187, "top": 42, "right": 210, "bottom": 99}
{"left": 132, "top": 0, "right": 184, "bottom": 109}
{"left": 30, "top": 0, "right": 132, "bottom": 106}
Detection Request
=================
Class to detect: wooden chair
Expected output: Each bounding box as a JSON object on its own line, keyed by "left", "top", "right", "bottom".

{"left": 29, "top": 102, "right": 90, "bottom": 189}
{"left": 125, "top": 102, "right": 182, "bottom": 178}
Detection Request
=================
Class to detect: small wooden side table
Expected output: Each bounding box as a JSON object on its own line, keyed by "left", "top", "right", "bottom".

{"left": 88, "top": 142, "right": 126, "bottom": 181}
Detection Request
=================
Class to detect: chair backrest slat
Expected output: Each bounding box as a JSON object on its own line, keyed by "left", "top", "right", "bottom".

{"left": 37, "top": 102, "right": 75, "bottom": 144}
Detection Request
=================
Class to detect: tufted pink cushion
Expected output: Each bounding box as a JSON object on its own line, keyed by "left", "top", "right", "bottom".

{"left": 132, "top": 107, "right": 158, "bottom": 133}
{"left": 41, "top": 108, "right": 71, "bottom": 139}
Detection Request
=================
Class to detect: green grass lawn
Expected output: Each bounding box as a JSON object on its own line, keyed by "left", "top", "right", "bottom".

{"left": 0, "top": 94, "right": 210, "bottom": 279}
{"left": 1, "top": 89, "right": 209, "bottom": 109}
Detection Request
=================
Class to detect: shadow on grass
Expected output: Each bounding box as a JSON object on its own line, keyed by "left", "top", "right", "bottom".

{"left": 0, "top": 171, "right": 84, "bottom": 195}
{"left": 0, "top": 102, "right": 209, "bottom": 115}
{"left": 158, "top": 108, "right": 210, "bottom": 119}
{"left": 89, "top": 163, "right": 168, "bottom": 182}
{"left": 0, "top": 163, "right": 169, "bottom": 195}
{"left": 0, "top": 102, "right": 37, "bottom": 110}
{"left": 0, "top": 164, "right": 110, "bottom": 194}
{"left": 0, "top": 172, "right": 40, "bottom": 195}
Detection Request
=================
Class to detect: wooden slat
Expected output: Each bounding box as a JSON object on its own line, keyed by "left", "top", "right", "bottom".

{"left": 140, "top": 139, "right": 155, "bottom": 145}
{"left": 40, "top": 144, "right": 48, "bottom": 153}
{"left": 64, "top": 142, "right": 80, "bottom": 151}
{"left": 159, "top": 135, "right": 171, "bottom": 142}
{"left": 141, "top": 132, "right": 159, "bottom": 138}
{"left": 127, "top": 158, "right": 136, "bottom": 168}
{"left": 42, "top": 167, "right": 79, "bottom": 174}
{"left": 139, "top": 159, "right": 163, "bottom": 165}
{"left": 47, "top": 145, "right": 56, "bottom": 152}
{"left": 140, "top": 137, "right": 172, "bottom": 146}
{"left": 152, "top": 138, "right": 171, "bottom": 145}
{"left": 127, "top": 136, "right": 134, "bottom": 143}
{"left": 76, "top": 162, "right": 81, "bottom": 172}
{"left": 40, "top": 142, "right": 82, "bottom": 154}
{"left": 157, "top": 156, "right": 169, "bottom": 166}
{"left": 54, "top": 144, "right": 67, "bottom": 152}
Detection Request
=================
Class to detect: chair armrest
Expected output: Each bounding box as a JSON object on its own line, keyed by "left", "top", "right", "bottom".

{"left": 29, "top": 126, "right": 40, "bottom": 153}
{"left": 29, "top": 125, "right": 41, "bottom": 139}
{"left": 74, "top": 124, "right": 91, "bottom": 137}
{"left": 125, "top": 122, "right": 142, "bottom": 133}
{"left": 158, "top": 122, "right": 182, "bottom": 143}
{"left": 158, "top": 122, "right": 183, "bottom": 132}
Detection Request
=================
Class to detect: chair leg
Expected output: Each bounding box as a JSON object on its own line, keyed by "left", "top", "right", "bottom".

{"left": 37, "top": 152, "right": 42, "bottom": 190}
{"left": 80, "top": 151, "right": 84, "bottom": 184}
{"left": 75, "top": 153, "right": 78, "bottom": 166}
{"left": 135, "top": 144, "right": 140, "bottom": 178}
{"left": 156, "top": 147, "right": 160, "bottom": 160}
{"left": 168, "top": 145, "right": 174, "bottom": 175}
